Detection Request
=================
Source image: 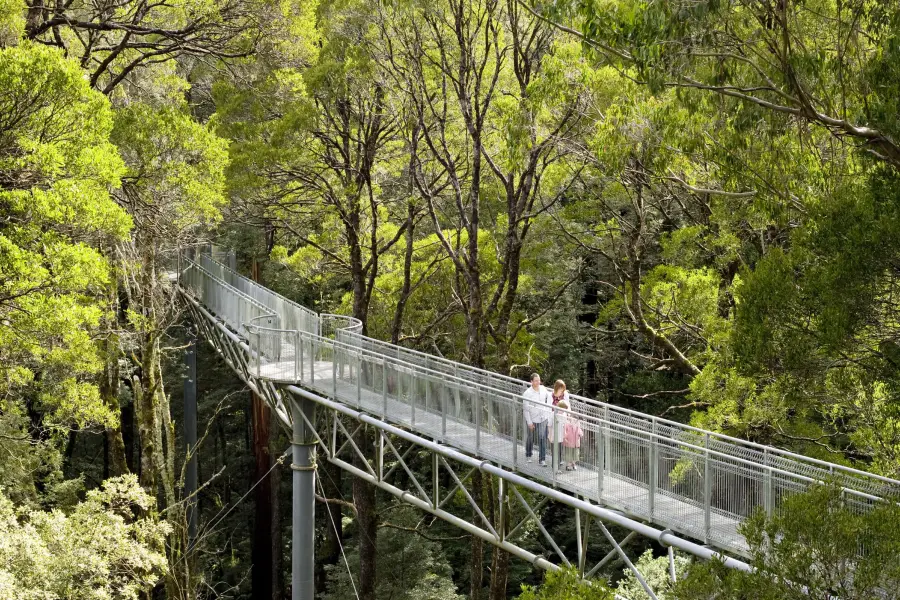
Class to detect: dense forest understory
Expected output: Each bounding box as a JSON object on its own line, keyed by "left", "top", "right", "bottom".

{"left": 3, "top": 0, "right": 900, "bottom": 598}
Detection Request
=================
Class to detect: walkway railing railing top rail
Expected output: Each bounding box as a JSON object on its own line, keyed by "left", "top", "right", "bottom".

{"left": 179, "top": 253, "right": 900, "bottom": 504}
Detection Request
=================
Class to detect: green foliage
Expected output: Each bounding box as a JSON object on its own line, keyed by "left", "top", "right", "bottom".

{"left": 515, "top": 567, "right": 614, "bottom": 600}
{"left": 112, "top": 103, "right": 229, "bottom": 237}
{"left": 616, "top": 550, "right": 689, "bottom": 600}
{"left": 0, "top": 43, "right": 130, "bottom": 427}
{"left": 322, "top": 515, "right": 464, "bottom": 600}
{"left": 0, "top": 475, "right": 170, "bottom": 600}
{"left": 0, "top": 0, "right": 23, "bottom": 45}
{"left": 675, "top": 484, "right": 900, "bottom": 599}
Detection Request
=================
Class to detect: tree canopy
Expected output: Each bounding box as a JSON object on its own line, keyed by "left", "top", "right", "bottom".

{"left": 3, "top": 0, "right": 900, "bottom": 598}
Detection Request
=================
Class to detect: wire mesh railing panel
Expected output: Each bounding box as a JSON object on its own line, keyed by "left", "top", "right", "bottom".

{"left": 197, "top": 254, "right": 319, "bottom": 336}
{"left": 321, "top": 314, "right": 363, "bottom": 338}
{"left": 180, "top": 262, "right": 271, "bottom": 336}
{"left": 247, "top": 325, "right": 302, "bottom": 382}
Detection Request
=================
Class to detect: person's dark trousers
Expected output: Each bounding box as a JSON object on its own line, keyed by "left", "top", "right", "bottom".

{"left": 525, "top": 420, "right": 548, "bottom": 462}
{"left": 525, "top": 421, "right": 534, "bottom": 459}
{"left": 535, "top": 421, "right": 547, "bottom": 463}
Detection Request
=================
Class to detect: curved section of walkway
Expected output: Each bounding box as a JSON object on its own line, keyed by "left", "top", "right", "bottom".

{"left": 179, "top": 253, "right": 900, "bottom": 558}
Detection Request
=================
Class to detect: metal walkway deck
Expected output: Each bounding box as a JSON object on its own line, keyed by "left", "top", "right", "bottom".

{"left": 178, "top": 252, "right": 900, "bottom": 560}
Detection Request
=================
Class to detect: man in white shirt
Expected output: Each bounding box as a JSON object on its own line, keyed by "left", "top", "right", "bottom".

{"left": 522, "top": 373, "right": 552, "bottom": 466}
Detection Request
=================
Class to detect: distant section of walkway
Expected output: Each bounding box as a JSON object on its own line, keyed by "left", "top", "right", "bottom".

{"left": 180, "top": 252, "right": 900, "bottom": 558}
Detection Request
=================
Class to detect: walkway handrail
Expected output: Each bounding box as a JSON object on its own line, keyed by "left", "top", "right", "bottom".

{"left": 180, "top": 259, "right": 274, "bottom": 334}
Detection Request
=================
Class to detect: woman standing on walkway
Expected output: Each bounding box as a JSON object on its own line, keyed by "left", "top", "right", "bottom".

{"left": 551, "top": 380, "right": 569, "bottom": 406}
{"left": 549, "top": 398, "right": 568, "bottom": 473}
{"left": 549, "top": 380, "right": 570, "bottom": 472}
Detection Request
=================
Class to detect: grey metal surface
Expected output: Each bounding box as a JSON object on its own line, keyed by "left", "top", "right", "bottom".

{"left": 179, "top": 253, "right": 900, "bottom": 558}
{"left": 184, "top": 333, "right": 198, "bottom": 541}
{"left": 292, "top": 398, "right": 316, "bottom": 600}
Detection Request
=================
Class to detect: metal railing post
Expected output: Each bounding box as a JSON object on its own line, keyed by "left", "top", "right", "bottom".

{"left": 254, "top": 330, "right": 261, "bottom": 378}
{"left": 764, "top": 448, "right": 772, "bottom": 516}
{"left": 475, "top": 390, "right": 481, "bottom": 455}
{"left": 512, "top": 406, "right": 518, "bottom": 467}
{"left": 603, "top": 406, "right": 610, "bottom": 498}
{"left": 598, "top": 419, "right": 605, "bottom": 500}
{"left": 552, "top": 408, "right": 558, "bottom": 486}
{"left": 487, "top": 392, "right": 493, "bottom": 437}
{"left": 453, "top": 365, "right": 460, "bottom": 418}
{"left": 382, "top": 359, "right": 388, "bottom": 418}
{"left": 411, "top": 374, "right": 417, "bottom": 426}
{"left": 704, "top": 433, "right": 711, "bottom": 543}
{"left": 294, "top": 330, "right": 300, "bottom": 382}
{"left": 650, "top": 417, "right": 657, "bottom": 517}
{"left": 332, "top": 341, "right": 337, "bottom": 399}
{"left": 299, "top": 332, "right": 304, "bottom": 383}
{"left": 441, "top": 385, "right": 447, "bottom": 440}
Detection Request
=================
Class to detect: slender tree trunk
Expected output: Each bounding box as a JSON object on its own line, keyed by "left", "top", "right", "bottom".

{"left": 390, "top": 200, "right": 416, "bottom": 345}
{"left": 250, "top": 388, "right": 274, "bottom": 599}
{"left": 122, "top": 399, "right": 136, "bottom": 474}
{"left": 103, "top": 363, "right": 128, "bottom": 476}
{"left": 156, "top": 358, "right": 176, "bottom": 509}
{"left": 318, "top": 458, "right": 344, "bottom": 593}
{"left": 346, "top": 230, "right": 378, "bottom": 600}
{"left": 135, "top": 249, "right": 166, "bottom": 501}
{"left": 489, "top": 474, "right": 509, "bottom": 600}
{"left": 270, "top": 409, "right": 283, "bottom": 600}
{"left": 353, "top": 426, "right": 377, "bottom": 600}
{"left": 63, "top": 428, "right": 78, "bottom": 475}
{"left": 469, "top": 470, "right": 484, "bottom": 600}
{"left": 134, "top": 371, "right": 156, "bottom": 492}
{"left": 250, "top": 258, "right": 275, "bottom": 599}
{"left": 101, "top": 281, "right": 129, "bottom": 476}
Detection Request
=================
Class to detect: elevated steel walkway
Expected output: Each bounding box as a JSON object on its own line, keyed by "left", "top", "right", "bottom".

{"left": 178, "top": 251, "right": 900, "bottom": 595}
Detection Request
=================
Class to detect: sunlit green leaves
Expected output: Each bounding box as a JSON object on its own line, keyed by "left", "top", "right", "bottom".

{"left": 0, "top": 475, "right": 170, "bottom": 600}
{"left": 113, "top": 103, "right": 228, "bottom": 234}
{"left": 0, "top": 0, "right": 23, "bottom": 44}
{"left": 515, "top": 567, "right": 614, "bottom": 600}
{"left": 0, "top": 43, "right": 130, "bottom": 426}
{"left": 675, "top": 483, "right": 900, "bottom": 599}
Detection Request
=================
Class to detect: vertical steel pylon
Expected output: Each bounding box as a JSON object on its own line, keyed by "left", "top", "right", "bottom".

{"left": 183, "top": 331, "right": 199, "bottom": 542}
{"left": 292, "top": 397, "right": 317, "bottom": 599}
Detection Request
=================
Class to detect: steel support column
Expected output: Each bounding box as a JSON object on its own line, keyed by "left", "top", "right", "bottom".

{"left": 291, "top": 398, "right": 316, "bottom": 600}
{"left": 183, "top": 331, "right": 199, "bottom": 542}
